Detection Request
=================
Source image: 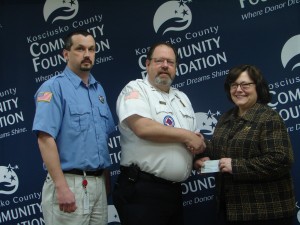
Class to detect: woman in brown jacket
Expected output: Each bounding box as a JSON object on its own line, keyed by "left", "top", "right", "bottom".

{"left": 195, "top": 64, "right": 296, "bottom": 225}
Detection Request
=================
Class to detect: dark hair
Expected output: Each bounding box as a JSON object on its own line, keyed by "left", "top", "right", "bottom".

{"left": 146, "top": 41, "right": 178, "bottom": 63}
{"left": 224, "top": 64, "right": 271, "bottom": 104}
{"left": 63, "top": 30, "right": 94, "bottom": 51}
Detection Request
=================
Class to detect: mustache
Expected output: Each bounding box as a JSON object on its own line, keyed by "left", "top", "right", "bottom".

{"left": 157, "top": 71, "right": 171, "bottom": 78}
{"left": 82, "top": 59, "right": 92, "bottom": 64}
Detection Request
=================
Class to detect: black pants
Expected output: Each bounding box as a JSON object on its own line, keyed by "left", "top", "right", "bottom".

{"left": 112, "top": 169, "right": 184, "bottom": 225}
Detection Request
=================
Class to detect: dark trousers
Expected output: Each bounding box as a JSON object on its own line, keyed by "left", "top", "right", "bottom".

{"left": 112, "top": 169, "right": 184, "bottom": 225}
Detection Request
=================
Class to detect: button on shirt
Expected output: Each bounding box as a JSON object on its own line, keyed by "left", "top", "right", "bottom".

{"left": 32, "top": 67, "right": 115, "bottom": 171}
{"left": 116, "top": 77, "right": 197, "bottom": 182}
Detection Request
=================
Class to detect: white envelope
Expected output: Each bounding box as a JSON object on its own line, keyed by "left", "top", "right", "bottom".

{"left": 201, "top": 160, "right": 220, "bottom": 173}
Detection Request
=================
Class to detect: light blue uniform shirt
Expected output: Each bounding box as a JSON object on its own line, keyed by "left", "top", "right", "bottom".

{"left": 32, "top": 67, "right": 115, "bottom": 171}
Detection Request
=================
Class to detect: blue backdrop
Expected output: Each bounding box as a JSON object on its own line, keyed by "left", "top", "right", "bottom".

{"left": 0, "top": 0, "right": 299, "bottom": 224}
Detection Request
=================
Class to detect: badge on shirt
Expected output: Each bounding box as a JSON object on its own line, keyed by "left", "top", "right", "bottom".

{"left": 125, "top": 90, "right": 140, "bottom": 100}
{"left": 99, "top": 96, "right": 105, "bottom": 104}
{"left": 37, "top": 92, "right": 53, "bottom": 103}
{"left": 163, "top": 115, "right": 175, "bottom": 127}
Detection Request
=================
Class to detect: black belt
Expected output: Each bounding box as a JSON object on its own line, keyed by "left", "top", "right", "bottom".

{"left": 120, "top": 166, "right": 178, "bottom": 185}
{"left": 63, "top": 169, "right": 104, "bottom": 176}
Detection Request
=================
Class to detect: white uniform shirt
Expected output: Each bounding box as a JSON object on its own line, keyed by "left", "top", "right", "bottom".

{"left": 116, "top": 77, "right": 197, "bottom": 182}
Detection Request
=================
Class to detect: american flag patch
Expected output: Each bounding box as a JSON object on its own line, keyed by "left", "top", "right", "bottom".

{"left": 125, "top": 90, "right": 140, "bottom": 100}
{"left": 37, "top": 92, "right": 53, "bottom": 103}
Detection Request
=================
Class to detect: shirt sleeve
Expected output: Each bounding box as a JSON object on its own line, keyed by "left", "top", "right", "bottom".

{"left": 32, "top": 79, "right": 63, "bottom": 139}
{"left": 116, "top": 81, "right": 152, "bottom": 124}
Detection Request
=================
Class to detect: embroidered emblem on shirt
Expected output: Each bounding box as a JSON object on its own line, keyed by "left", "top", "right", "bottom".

{"left": 99, "top": 96, "right": 105, "bottom": 104}
{"left": 37, "top": 92, "right": 53, "bottom": 103}
{"left": 163, "top": 115, "right": 175, "bottom": 127}
{"left": 125, "top": 90, "right": 140, "bottom": 100}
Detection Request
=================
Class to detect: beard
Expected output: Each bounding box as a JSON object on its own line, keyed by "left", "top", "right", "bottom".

{"left": 80, "top": 60, "right": 93, "bottom": 71}
{"left": 80, "top": 66, "right": 92, "bottom": 72}
{"left": 155, "top": 73, "right": 173, "bottom": 87}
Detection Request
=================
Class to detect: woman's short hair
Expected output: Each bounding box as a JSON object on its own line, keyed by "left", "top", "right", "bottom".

{"left": 224, "top": 64, "right": 272, "bottom": 104}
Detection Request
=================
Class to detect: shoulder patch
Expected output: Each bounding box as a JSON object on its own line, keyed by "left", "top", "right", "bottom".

{"left": 37, "top": 92, "right": 53, "bottom": 103}
{"left": 125, "top": 90, "right": 140, "bottom": 100}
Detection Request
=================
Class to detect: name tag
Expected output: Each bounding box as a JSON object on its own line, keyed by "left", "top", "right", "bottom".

{"left": 83, "top": 192, "right": 89, "bottom": 214}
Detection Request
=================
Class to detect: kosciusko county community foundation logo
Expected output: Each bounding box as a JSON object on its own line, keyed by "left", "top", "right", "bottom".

{"left": 195, "top": 110, "right": 220, "bottom": 136}
{"left": 281, "top": 34, "right": 300, "bottom": 72}
{"left": 0, "top": 164, "right": 19, "bottom": 195}
{"left": 153, "top": 0, "right": 192, "bottom": 35}
{"left": 43, "top": 0, "right": 79, "bottom": 23}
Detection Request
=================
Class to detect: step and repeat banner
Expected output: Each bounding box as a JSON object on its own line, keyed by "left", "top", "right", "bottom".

{"left": 0, "top": 0, "right": 299, "bottom": 224}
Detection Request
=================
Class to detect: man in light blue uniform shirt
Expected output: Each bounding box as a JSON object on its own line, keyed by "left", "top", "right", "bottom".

{"left": 32, "top": 30, "right": 115, "bottom": 225}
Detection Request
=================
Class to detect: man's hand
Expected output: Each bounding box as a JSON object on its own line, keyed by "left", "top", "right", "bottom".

{"left": 194, "top": 157, "right": 210, "bottom": 171}
{"left": 56, "top": 185, "right": 77, "bottom": 213}
{"left": 185, "top": 132, "right": 206, "bottom": 154}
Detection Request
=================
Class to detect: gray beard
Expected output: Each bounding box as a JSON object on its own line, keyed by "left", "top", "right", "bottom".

{"left": 155, "top": 76, "right": 173, "bottom": 87}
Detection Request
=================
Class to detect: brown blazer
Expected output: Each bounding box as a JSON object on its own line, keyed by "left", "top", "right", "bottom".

{"left": 205, "top": 103, "right": 296, "bottom": 221}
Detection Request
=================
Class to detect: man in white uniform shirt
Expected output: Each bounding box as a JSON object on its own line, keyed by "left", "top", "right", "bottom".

{"left": 113, "top": 42, "right": 206, "bottom": 225}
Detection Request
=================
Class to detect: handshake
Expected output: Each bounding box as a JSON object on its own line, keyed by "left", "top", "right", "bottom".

{"left": 185, "top": 130, "right": 206, "bottom": 154}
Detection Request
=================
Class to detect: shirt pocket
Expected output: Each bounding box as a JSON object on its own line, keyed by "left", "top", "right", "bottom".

{"left": 179, "top": 108, "right": 194, "bottom": 118}
{"left": 154, "top": 104, "right": 175, "bottom": 126}
{"left": 95, "top": 105, "right": 110, "bottom": 135}
{"left": 69, "top": 104, "right": 91, "bottom": 132}
{"left": 179, "top": 108, "right": 195, "bottom": 129}
{"left": 155, "top": 104, "right": 173, "bottom": 114}
{"left": 98, "top": 105, "right": 109, "bottom": 119}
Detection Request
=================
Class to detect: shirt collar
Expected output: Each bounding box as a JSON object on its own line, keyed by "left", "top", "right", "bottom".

{"left": 64, "top": 66, "right": 97, "bottom": 88}
{"left": 144, "top": 75, "right": 156, "bottom": 91}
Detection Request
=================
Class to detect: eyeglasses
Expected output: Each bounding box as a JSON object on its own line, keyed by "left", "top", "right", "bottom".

{"left": 230, "top": 82, "right": 255, "bottom": 90}
{"left": 150, "top": 58, "right": 176, "bottom": 67}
